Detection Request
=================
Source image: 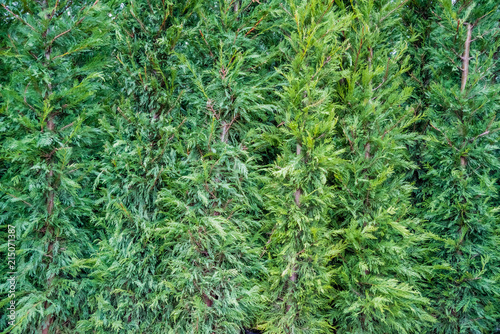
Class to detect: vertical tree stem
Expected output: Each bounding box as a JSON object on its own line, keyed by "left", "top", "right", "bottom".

{"left": 461, "top": 23, "right": 472, "bottom": 93}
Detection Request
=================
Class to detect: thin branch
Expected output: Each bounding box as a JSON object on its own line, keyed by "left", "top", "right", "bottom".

{"left": 279, "top": 3, "right": 292, "bottom": 17}
{"left": 373, "top": 57, "right": 391, "bottom": 91}
{"left": 59, "top": 122, "right": 74, "bottom": 131}
{"left": 50, "top": 17, "right": 84, "bottom": 45}
{"left": 1, "top": 4, "right": 39, "bottom": 32}
{"left": 379, "top": 0, "right": 409, "bottom": 23}
{"left": 149, "top": 167, "right": 164, "bottom": 191}
{"left": 381, "top": 111, "right": 408, "bottom": 140}
{"left": 461, "top": 23, "right": 472, "bottom": 92}
{"left": 117, "top": 106, "right": 132, "bottom": 123}
{"left": 245, "top": 14, "right": 266, "bottom": 36}
{"left": 353, "top": 28, "right": 364, "bottom": 73}
{"left": 24, "top": 83, "right": 37, "bottom": 113}
{"left": 429, "top": 123, "right": 459, "bottom": 152}
{"left": 5, "top": 193, "right": 33, "bottom": 207}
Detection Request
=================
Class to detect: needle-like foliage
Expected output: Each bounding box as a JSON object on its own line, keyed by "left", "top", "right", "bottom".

{"left": 0, "top": 1, "right": 112, "bottom": 333}
{"left": 328, "top": 1, "right": 434, "bottom": 333}
{"left": 258, "top": 2, "right": 350, "bottom": 332}
{"left": 404, "top": 0, "right": 500, "bottom": 332}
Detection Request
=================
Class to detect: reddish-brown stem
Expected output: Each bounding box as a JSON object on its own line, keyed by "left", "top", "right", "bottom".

{"left": 461, "top": 23, "right": 472, "bottom": 93}
{"left": 1, "top": 4, "right": 39, "bottom": 32}
{"left": 364, "top": 142, "right": 371, "bottom": 160}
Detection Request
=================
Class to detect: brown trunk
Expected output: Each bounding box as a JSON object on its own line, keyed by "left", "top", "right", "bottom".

{"left": 290, "top": 265, "right": 298, "bottom": 282}
{"left": 294, "top": 189, "right": 301, "bottom": 207}
{"left": 364, "top": 142, "right": 371, "bottom": 160}
{"left": 221, "top": 122, "right": 229, "bottom": 143}
{"left": 41, "top": 314, "right": 53, "bottom": 334}
{"left": 460, "top": 156, "right": 467, "bottom": 167}
{"left": 288, "top": 142, "right": 301, "bottom": 312}
{"left": 294, "top": 143, "right": 302, "bottom": 207}
{"left": 461, "top": 23, "right": 472, "bottom": 93}
{"left": 202, "top": 293, "right": 213, "bottom": 307}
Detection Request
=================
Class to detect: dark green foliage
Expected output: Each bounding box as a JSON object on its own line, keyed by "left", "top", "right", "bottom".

{"left": 0, "top": 1, "right": 111, "bottom": 333}
{"left": 329, "top": 1, "right": 434, "bottom": 333}
{"left": 155, "top": 1, "right": 282, "bottom": 331}
{"left": 404, "top": 0, "right": 500, "bottom": 332}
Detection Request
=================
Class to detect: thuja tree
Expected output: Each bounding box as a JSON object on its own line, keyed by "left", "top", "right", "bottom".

{"left": 77, "top": 1, "right": 197, "bottom": 332}
{"left": 257, "top": 2, "right": 351, "bottom": 332}
{"left": 407, "top": 0, "right": 500, "bottom": 332}
{"left": 328, "top": 1, "right": 434, "bottom": 333}
{"left": 155, "top": 1, "right": 281, "bottom": 332}
{"left": 0, "top": 1, "right": 111, "bottom": 333}
{"left": 81, "top": 0, "right": 281, "bottom": 333}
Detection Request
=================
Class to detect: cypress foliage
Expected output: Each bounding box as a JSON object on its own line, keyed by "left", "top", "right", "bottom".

{"left": 156, "top": 1, "right": 280, "bottom": 332}
{"left": 81, "top": 1, "right": 280, "bottom": 333}
{"left": 78, "top": 1, "right": 198, "bottom": 332}
{"left": 259, "top": 2, "right": 350, "bottom": 332}
{"left": 329, "top": 1, "right": 434, "bottom": 333}
{"left": 0, "top": 1, "right": 499, "bottom": 333}
{"left": 0, "top": 1, "right": 111, "bottom": 333}
{"left": 405, "top": 0, "right": 500, "bottom": 332}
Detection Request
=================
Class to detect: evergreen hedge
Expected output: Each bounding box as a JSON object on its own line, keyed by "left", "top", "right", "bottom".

{"left": 0, "top": 0, "right": 498, "bottom": 333}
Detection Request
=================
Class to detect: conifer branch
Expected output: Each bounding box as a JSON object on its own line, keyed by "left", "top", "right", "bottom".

{"left": 50, "top": 17, "right": 85, "bottom": 45}
{"left": 353, "top": 29, "right": 364, "bottom": 73}
{"left": 1, "top": 4, "right": 39, "bottom": 32}
{"left": 245, "top": 15, "right": 267, "bottom": 36}
{"left": 4, "top": 192, "right": 33, "bottom": 207}
{"left": 373, "top": 57, "right": 391, "bottom": 91}
{"left": 429, "top": 123, "right": 459, "bottom": 152}
{"left": 460, "top": 23, "right": 472, "bottom": 92}
{"left": 116, "top": 106, "right": 132, "bottom": 123}
{"left": 279, "top": 3, "right": 292, "bottom": 17}
{"left": 23, "top": 83, "right": 37, "bottom": 114}
{"left": 130, "top": 8, "right": 147, "bottom": 33}
{"left": 381, "top": 110, "right": 408, "bottom": 140}
{"left": 379, "top": 0, "right": 409, "bottom": 24}
{"left": 199, "top": 30, "right": 214, "bottom": 58}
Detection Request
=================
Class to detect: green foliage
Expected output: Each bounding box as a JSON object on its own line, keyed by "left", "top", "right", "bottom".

{"left": 0, "top": 1, "right": 112, "bottom": 333}
{"left": 258, "top": 2, "right": 350, "bottom": 332}
{"left": 0, "top": 0, "right": 498, "bottom": 333}
{"left": 79, "top": 1, "right": 282, "bottom": 333}
{"left": 329, "top": 1, "right": 434, "bottom": 333}
{"left": 404, "top": 0, "right": 500, "bottom": 332}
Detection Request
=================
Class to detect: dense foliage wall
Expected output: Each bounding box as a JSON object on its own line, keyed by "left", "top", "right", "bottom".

{"left": 404, "top": 0, "right": 500, "bottom": 332}
{"left": 0, "top": 0, "right": 498, "bottom": 333}
{"left": 0, "top": 1, "right": 112, "bottom": 333}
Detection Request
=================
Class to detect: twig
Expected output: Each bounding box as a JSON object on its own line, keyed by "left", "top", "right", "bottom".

{"left": 24, "top": 83, "right": 36, "bottom": 113}
{"left": 60, "top": 122, "right": 74, "bottom": 131}
{"left": 381, "top": 111, "right": 407, "bottom": 140}
{"left": 279, "top": 3, "right": 292, "bottom": 17}
{"left": 199, "top": 30, "right": 214, "bottom": 58}
{"left": 379, "top": 0, "right": 409, "bottom": 23}
{"left": 429, "top": 123, "right": 459, "bottom": 151}
{"left": 5, "top": 193, "right": 33, "bottom": 207}
{"left": 117, "top": 106, "right": 132, "bottom": 123}
{"left": 373, "top": 57, "right": 391, "bottom": 91}
{"left": 1, "top": 4, "right": 39, "bottom": 32}
{"left": 353, "top": 29, "right": 364, "bottom": 73}
{"left": 245, "top": 15, "right": 266, "bottom": 36}
{"left": 461, "top": 23, "right": 472, "bottom": 92}
{"left": 149, "top": 167, "right": 164, "bottom": 191}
